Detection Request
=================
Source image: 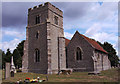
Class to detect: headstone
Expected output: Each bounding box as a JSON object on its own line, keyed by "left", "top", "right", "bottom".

{"left": 11, "top": 71, "right": 14, "bottom": 77}
{"left": 5, "top": 63, "right": 10, "bottom": 79}
{"left": 46, "top": 76, "right": 48, "bottom": 81}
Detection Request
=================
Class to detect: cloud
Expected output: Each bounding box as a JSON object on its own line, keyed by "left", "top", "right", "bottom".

{"left": 113, "top": 41, "right": 118, "bottom": 55}
{"left": 2, "top": 2, "right": 117, "bottom": 30}
{"left": 1, "top": 38, "right": 21, "bottom": 53}
{"left": 85, "top": 23, "right": 101, "bottom": 36}
{"left": 2, "top": 29, "right": 25, "bottom": 39}
{"left": 118, "top": 37, "right": 120, "bottom": 58}
{"left": 2, "top": 2, "right": 42, "bottom": 28}
{"left": 91, "top": 32, "right": 117, "bottom": 43}
{"left": 64, "top": 32, "right": 73, "bottom": 39}
{"left": 85, "top": 23, "right": 117, "bottom": 43}
{"left": 2, "top": 2, "right": 26, "bottom": 27}
{"left": 60, "top": 2, "right": 94, "bottom": 20}
{"left": 61, "top": 2, "right": 118, "bottom": 32}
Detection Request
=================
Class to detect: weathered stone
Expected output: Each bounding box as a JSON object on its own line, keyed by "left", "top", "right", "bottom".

{"left": 10, "top": 56, "right": 16, "bottom": 73}
{"left": 66, "top": 31, "right": 111, "bottom": 72}
{"left": 5, "top": 63, "right": 10, "bottom": 79}
{"left": 22, "top": 2, "right": 111, "bottom": 74}
{"left": 22, "top": 2, "right": 66, "bottom": 74}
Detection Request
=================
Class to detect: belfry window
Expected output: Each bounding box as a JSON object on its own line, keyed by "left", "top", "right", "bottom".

{"left": 54, "top": 16, "right": 58, "bottom": 25}
{"left": 76, "top": 47, "right": 82, "bottom": 60}
{"left": 35, "top": 15, "right": 40, "bottom": 24}
{"left": 35, "top": 49, "right": 40, "bottom": 62}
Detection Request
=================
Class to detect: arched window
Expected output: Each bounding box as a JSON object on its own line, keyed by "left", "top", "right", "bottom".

{"left": 35, "top": 49, "right": 40, "bottom": 62}
{"left": 35, "top": 31, "right": 39, "bottom": 39}
{"left": 76, "top": 47, "right": 82, "bottom": 60}
{"left": 54, "top": 16, "right": 58, "bottom": 25}
{"left": 35, "top": 15, "right": 40, "bottom": 24}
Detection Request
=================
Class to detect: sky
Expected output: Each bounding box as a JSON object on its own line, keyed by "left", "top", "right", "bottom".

{"left": 1, "top": 2, "right": 119, "bottom": 59}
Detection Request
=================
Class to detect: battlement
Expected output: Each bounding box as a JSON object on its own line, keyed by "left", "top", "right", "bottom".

{"left": 28, "top": 2, "right": 62, "bottom": 13}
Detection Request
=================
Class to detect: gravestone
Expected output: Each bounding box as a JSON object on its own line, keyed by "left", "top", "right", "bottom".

{"left": 10, "top": 71, "right": 14, "bottom": 77}
{"left": 46, "top": 76, "right": 48, "bottom": 81}
{"left": 5, "top": 63, "right": 10, "bottom": 79}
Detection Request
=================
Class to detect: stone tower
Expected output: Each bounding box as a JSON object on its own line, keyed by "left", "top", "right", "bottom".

{"left": 22, "top": 2, "right": 66, "bottom": 74}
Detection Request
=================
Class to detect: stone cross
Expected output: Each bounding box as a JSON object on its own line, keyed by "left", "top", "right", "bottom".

{"left": 10, "top": 56, "right": 16, "bottom": 73}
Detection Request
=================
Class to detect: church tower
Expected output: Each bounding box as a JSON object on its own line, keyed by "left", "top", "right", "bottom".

{"left": 22, "top": 2, "right": 66, "bottom": 74}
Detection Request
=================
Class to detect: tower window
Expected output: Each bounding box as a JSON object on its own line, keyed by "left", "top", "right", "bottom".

{"left": 35, "top": 49, "right": 40, "bottom": 62}
{"left": 35, "top": 32, "right": 39, "bottom": 39}
{"left": 35, "top": 31, "right": 39, "bottom": 39}
{"left": 76, "top": 47, "right": 82, "bottom": 60}
{"left": 54, "top": 16, "right": 58, "bottom": 25}
{"left": 35, "top": 15, "right": 40, "bottom": 24}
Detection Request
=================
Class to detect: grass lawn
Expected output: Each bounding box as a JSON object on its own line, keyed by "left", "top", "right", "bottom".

{"left": 1, "top": 68, "right": 120, "bottom": 83}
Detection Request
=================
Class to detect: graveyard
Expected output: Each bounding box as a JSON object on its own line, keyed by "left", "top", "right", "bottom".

{"left": 2, "top": 68, "right": 120, "bottom": 83}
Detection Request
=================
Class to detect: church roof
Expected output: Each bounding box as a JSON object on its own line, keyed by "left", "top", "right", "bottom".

{"left": 80, "top": 33, "right": 108, "bottom": 54}
{"left": 65, "top": 31, "right": 108, "bottom": 54}
{"left": 65, "top": 38, "right": 70, "bottom": 46}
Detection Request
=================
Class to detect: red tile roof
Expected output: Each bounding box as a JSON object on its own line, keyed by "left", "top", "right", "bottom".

{"left": 65, "top": 31, "right": 107, "bottom": 54}
{"left": 80, "top": 34, "right": 108, "bottom": 54}
{"left": 65, "top": 38, "right": 70, "bottom": 47}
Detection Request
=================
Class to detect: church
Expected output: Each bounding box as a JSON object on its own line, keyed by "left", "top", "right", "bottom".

{"left": 22, "top": 2, "right": 111, "bottom": 74}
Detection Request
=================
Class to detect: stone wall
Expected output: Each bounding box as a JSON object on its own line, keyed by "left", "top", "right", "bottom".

{"left": 94, "top": 51, "right": 104, "bottom": 72}
{"left": 22, "top": 28, "right": 28, "bottom": 73}
{"left": 24, "top": 3, "right": 49, "bottom": 74}
{"left": 22, "top": 2, "right": 65, "bottom": 74}
{"left": 46, "top": 2, "right": 65, "bottom": 74}
{"left": 27, "top": 24, "right": 48, "bottom": 74}
{"left": 93, "top": 50, "right": 111, "bottom": 72}
{"left": 103, "top": 53, "right": 111, "bottom": 70}
{"left": 58, "top": 37, "right": 66, "bottom": 70}
{"left": 66, "top": 32, "right": 94, "bottom": 72}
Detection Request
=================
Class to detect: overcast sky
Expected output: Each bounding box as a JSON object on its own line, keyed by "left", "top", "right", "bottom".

{"left": 1, "top": 2, "right": 119, "bottom": 58}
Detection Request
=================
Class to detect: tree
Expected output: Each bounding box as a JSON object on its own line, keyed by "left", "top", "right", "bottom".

{"left": 5, "top": 48, "right": 12, "bottom": 62}
{"left": 97, "top": 41, "right": 120, "bottom": 67}
{"left": 13, "top": 49, "right": 20, "bottom": 68}
{"left": 1, "top": 48, "right": 12, "bottom": 69}
{"left": 16, "top": 40, "right": 25, "bottom": 57}
{"left": 103, "top": 42, "right": 119, "bottom": 67}
{"left": 97, "top": 41, "right": 103, "bottom": 48}
{"left": 0, "top": 49, "right": 3, "bottom": 69}
{"left": 0, "top": 49, "right": 12, "bottom": 69}
{"left": 13, "top": 40, "right": 25, "bottom": 68}
{"left": 1, "top": 50, "right": 6, "bottom": 69}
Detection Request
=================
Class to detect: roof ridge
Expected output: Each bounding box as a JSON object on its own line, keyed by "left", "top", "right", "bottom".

{"left": 77, "top": 32, "right": 107, "bottom": 54}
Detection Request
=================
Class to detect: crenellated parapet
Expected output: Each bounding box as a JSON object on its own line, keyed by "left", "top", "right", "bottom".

{"left": 27, "top": 2, "right": 63, "bottom": 27}
{"left": 28, "top": 2, "right": 63, "bottom": 16}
